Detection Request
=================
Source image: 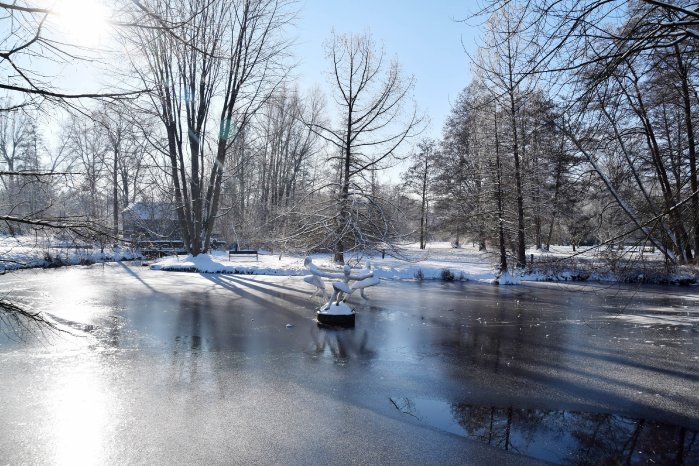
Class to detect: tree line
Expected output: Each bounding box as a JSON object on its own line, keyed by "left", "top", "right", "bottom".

{"left": 407, "top": 0, "right": 699, "bottom": 271}
{"left": 2, "top": 0, "right": 699, "bottom": 271}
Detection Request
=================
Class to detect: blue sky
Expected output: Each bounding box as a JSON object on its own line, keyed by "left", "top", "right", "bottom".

{"left": 293, "top": 0, "right": 479, "bottom": 141}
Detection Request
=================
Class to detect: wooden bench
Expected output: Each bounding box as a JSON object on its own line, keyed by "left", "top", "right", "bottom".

{"left": 138, "top": 240, "right": 186, "bottom": 259}
{"left": 141, "top": 247, "right": 187, "bottom": 259}
{"left": 229, "top": 250, "right": 258, "bottom": 261}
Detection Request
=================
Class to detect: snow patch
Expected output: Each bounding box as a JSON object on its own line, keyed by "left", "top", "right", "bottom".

{"left": 605, "top": 314, "right": 699, "bottom": 326}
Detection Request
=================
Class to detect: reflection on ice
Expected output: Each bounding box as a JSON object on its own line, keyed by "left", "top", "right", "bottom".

{"left": 308, "top": 327, "right": 374, "bottom": 362}
{"left": 390, "top": 397, "right": 699, "bottom": 464}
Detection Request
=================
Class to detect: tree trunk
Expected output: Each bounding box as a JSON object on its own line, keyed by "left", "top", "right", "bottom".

{"left": 629, "top": 70, "right": 692, "bottom": 261}
{"left": 563, "top": 126, "right": 674, "bottom": 263}
{"left": 507, "top": 41, "right": 526, "bottom": 268}
{"left": 334, "top": 110, "right": 354, "bottom": 264}
{"left": 476, "top": 175, "right": 487, "bottom": 250}
{"left": 545, "top": 152, "right": 564, "bottom": 251}
{"left": 420, "top": 158, "right": 428, "bottom": 249}
{"left": 495, "top": 108, "right": 508, "bottom": 273}
{"left": 112, "top": 147, "right": 119, "bottom": 237}
{"left": 676, "top": 45, "right": 699, "bottom": 257}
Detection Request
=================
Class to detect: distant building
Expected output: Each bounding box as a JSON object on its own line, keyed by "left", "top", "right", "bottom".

{"left": 122, "top": 201, "right": 180, "bottom": 239}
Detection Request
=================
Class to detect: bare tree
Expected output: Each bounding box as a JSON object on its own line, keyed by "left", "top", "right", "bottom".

{"left": 0, "top": 105, "right": 36, "bottom": 222}
{"left": 254, "top": 86, "right": 324, "bottom": 220}
{"left": 475, "top": 4, "right": 536, "bottom": 268}
{"left": 475, "top": 0, "right": 699, "bottom": 264}
{"left": 65, "top": 114, "right": 108, "bottom": 221}
{"left": 309, "top": 32, "right": 423, "bottom": 263}
{"left": 90, "top": 104, "right": 150, "bottom": 237}
{"left": 402, "top": 138, "right": 436, "bottom": 249}
{"left": 129, "top": 0, "right": 294, "bottom": 255}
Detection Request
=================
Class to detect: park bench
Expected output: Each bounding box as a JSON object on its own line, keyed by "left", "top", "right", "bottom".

{"left": 138, "top": 240, "right": 186, "bottom": 259}
{"left": 228, "top": 249, "right": 258, "bottom": 261}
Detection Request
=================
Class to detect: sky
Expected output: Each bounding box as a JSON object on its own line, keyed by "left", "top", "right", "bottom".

{"left": 293, "top": 0, "right": 479, "bottom": 141}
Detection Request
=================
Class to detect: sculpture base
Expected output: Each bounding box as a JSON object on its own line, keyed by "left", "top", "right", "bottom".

{"left": 317, "top": 302, "right": 355, "bottom": 327}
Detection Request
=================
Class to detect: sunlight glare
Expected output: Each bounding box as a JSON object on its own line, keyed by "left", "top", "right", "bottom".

{"left": 52, "top": 0, "right": 112, "bottom": 48}
{"left": 51, "top": 363, "right": 109, "bottom": 465}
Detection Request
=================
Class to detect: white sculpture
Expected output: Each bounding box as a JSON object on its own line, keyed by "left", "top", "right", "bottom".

{"left": 303, "top": 257, "right": 379, "bottom": 325}
{"left": 303, "top": 272, "right": 328, "bottom": 299}
{"left": 350, "top": 262, "right": 380, "bottom": 299}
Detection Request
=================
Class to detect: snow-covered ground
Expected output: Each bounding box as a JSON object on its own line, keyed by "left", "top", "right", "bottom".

{"left": 150, "top": 242, "right": 501, "bottom": 282}
{"left": 0, "top": 235, "right": 141, "bottom": 271}
{"left": 150, "top": 241, "right": 698, "bottom": 285}
{"left": 524, "top": 244, "right": 698, "bottom": 284}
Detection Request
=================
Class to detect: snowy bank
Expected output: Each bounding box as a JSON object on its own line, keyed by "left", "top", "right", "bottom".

{"left": 149, "top": 243, "right": 501, "bottom": 282}
{"left": 524, "top": 245, "right": 698, "bottom": 285}
{"left": 149, "top": 242, "right": 698, "bottom": 286}
{"left": 0, "top": 235, "right": 142, "bottom": 271}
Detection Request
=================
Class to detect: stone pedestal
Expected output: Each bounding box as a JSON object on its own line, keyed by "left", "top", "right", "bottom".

{"left": 317, "top": 302, "right": 355, "bottom": 326}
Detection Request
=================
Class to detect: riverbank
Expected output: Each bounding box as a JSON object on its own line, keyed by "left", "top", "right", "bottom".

{"left": 0, "top": 235, "right": 141, "bottom": 271}
{"left": 150, "top": 243, "right": 500, "bottom": 282}
{"left": 524, "top": 245, "right": 698, "bottom": 285}
{"left": 2, "top": 235, "right": 696, "bottom": 285}
{"left": 150, "top": 242, "right": 699, "bottom": 285}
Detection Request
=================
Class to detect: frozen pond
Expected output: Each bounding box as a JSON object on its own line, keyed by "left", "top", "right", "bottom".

{"left": 0, "top": 263, "right": 697, "bottom": 464}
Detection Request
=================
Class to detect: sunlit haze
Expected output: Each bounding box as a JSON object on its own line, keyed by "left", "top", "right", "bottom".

{"left": 50, "top": 0, "right": 112, "bottom": 48}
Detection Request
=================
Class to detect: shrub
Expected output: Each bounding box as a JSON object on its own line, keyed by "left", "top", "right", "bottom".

{"left": 78, "top": 256, "right": 96, "bottom": 266}
{"left": 441, "top": 268, "right": 455, "bottom": 281}
{"left": 44, "top": 252, "right": 67, "bottom": 268}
